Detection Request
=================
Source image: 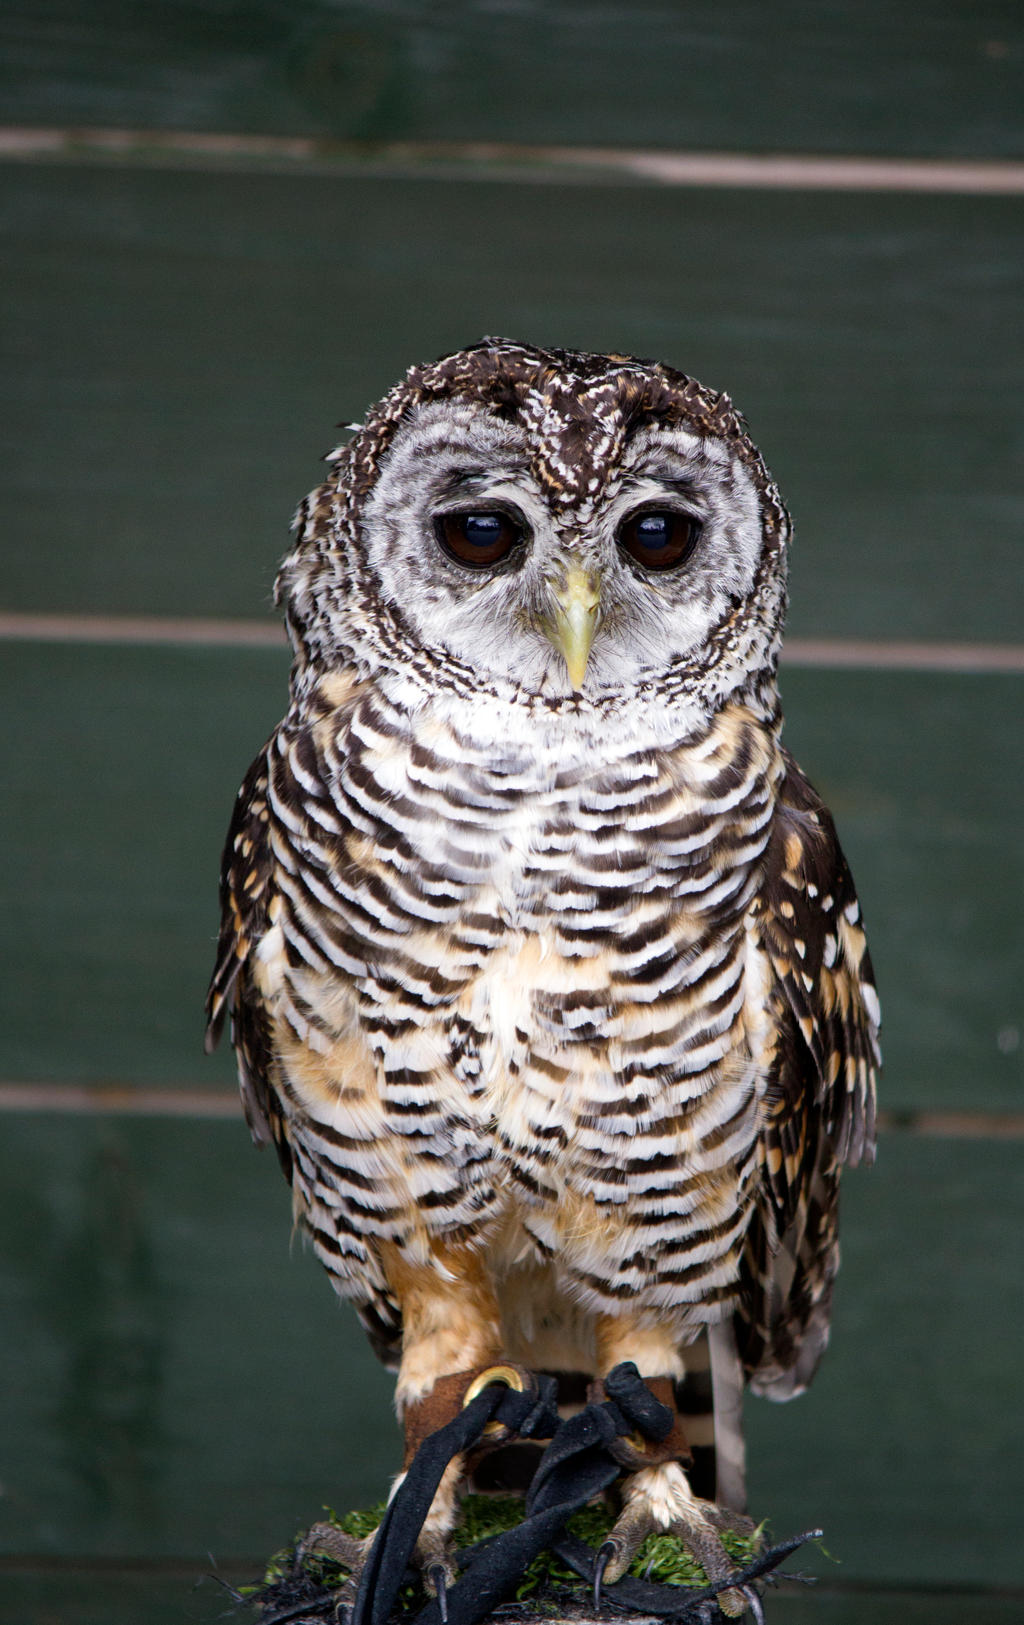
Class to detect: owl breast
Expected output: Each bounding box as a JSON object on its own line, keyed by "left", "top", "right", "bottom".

{"left": 266, "top": 680, "right": 783, "bottom": 1335}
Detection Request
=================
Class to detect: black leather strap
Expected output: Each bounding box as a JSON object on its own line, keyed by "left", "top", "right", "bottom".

{"left": 349, "top": 1362, "right": 815, "bottom": 1625}
{"left": 353, "top": 1377, "right": 560, "bottom": 1625}
{"left": 548, "top": 1526, "right": 820, "bottom": 1615}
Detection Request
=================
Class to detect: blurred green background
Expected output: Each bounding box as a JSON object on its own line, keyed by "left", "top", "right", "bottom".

{"left": 1, "top": 4, "right": 1022, "bottom": 1622}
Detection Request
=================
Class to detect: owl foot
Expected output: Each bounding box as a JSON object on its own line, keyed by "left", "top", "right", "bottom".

{"left": 599, "top": 1462, "right": 759, "bottom": 1618}
{"left": 302, "top": 1517, "right": 458, "bottom": 1617}
{"left": 301, "top": 1522, "right": 375, "bottom": 1612}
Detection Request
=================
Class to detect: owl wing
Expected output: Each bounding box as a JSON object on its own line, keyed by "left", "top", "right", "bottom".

{"left": 204, "top": 744, "right": 292, "bottom": 1178}
{"left": 739, "top": 748, "right": 880, "bottom": 1397}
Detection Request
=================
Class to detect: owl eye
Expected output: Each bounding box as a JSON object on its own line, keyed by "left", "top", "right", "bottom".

{"left": 617, "top": 508, "right": 701, "bottom": 571}
{"left": 434, "top": 508, "right": 527, "bottom": 569}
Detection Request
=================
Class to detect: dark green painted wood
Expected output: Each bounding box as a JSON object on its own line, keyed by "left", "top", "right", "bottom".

{"left": 3, "top": 163, "right": 1023, "bottom": 641}
{"left": 2, "top": 6, "right": 1020, "bottom": 1615}
{"left": 1, "top": 644, "right": 1020, "bottom": 1113}
{"left": 0, "top": 1112, "right": 396, "bottom": 1565}
{"left": 0, "top": 1569, "right": 246, "bottom": 1625}
{"left": 2, "top": 1, "right": 1023, "bottom": 158}
{"left": 0, "top": 1120, "right": 1020, "bottom": 1587}
{"left": 779, "top": 668, "right": 1024, "bottom": 1117}
{"left": 0, "top": 642, "right": 287, "bottom": 1090}
{"left": 745, "top": 1134, "right": 1024, "bottom": 1587}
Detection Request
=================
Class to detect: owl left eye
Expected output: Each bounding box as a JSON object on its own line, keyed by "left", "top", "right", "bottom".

{"left": 434, "top": 508, "right": 527, "bottom": 569}
{"left": 617, "top": 508, "right": 701, "bottom": 571}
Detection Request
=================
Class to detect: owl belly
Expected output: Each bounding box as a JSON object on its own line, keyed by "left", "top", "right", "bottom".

{"left": 274, "top": 880, "right": 769, "bottom": 1338}
{"left": 468, "top": 908, "right": 772, "bottom": 1336}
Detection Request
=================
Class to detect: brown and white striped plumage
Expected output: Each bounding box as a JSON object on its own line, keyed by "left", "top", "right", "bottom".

{"left": 206, "top": 341, "right": 878, "bottom": 1579}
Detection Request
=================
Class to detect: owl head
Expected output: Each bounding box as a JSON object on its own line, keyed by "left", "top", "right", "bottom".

{"left": 278, "top": 341, "right": 791, "bottom": 716}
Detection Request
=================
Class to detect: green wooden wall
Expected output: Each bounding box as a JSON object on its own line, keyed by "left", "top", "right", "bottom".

{"left": 2, "top": 5, "right": 1022, "bottom": 1620}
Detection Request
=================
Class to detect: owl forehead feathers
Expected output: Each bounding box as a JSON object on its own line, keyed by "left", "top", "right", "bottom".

{"left": 338, "top": 339, "right": 787, "bottom": 537}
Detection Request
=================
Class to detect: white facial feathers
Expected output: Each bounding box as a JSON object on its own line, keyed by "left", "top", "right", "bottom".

{"left": 352, "top": 400, "right": 773, "bottom": 699}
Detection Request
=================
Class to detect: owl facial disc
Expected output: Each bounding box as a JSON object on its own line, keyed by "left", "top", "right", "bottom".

{"left": 277, "top": 340, "right": 792, "bottom": 712}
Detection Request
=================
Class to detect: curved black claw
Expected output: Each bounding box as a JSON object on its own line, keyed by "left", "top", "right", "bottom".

{"left": 741, "top": 1584, "right": 765, "bottom": 1625}
{"left": 427, "top": 1563, "right": 450, "bottom": 1625}
{"left": 592, "top": 1540, "right": 615, "bottom": 1611}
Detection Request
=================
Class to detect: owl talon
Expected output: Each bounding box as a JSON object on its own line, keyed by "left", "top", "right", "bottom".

{"left": 427, "top": 1562, "right": 450, "bottom": 1625}
{"left": 592, "top": 1540, "right": 615, "bottom": 1610}
{"left": 416, "top": 1522, "right": 460, "bottom": 1614}
{"left": 740, "top": 1584, "right": 765, "bottom": 1625}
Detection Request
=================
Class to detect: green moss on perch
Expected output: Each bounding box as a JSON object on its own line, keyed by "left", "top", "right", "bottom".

{"left": 253, "top": 1494, "right": 764, "bottom": 1618}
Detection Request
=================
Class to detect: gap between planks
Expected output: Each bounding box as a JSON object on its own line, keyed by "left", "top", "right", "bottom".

{"left": 1, "top": 613, "right": 1022, "bottom": 674}
{"left": 3, "top": 128, "right": 1024, "bottom": 195}
{"left": 0, "top": 1083, "right": 1021, "bottom": 1138}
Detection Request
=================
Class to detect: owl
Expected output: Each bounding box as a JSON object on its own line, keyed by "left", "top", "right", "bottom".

{"left": 206, "top": 341, "right": 879, "bottom": 1616}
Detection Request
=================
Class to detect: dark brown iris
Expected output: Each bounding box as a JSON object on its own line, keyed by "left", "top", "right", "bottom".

{"left": 434, "top": 509, "right": 526, "bottom": 569}
{"left": 617, "top": 508, "right": 701, "bottom": 571}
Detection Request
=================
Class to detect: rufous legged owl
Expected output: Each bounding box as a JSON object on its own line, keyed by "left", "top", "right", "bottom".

{"left": 207, "top": 341, "right": 879, "bottom": 1616}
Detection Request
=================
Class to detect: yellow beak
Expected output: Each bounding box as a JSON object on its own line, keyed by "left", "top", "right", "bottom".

{"left": 543, "top": 566, "right": 601, "bottom": 691}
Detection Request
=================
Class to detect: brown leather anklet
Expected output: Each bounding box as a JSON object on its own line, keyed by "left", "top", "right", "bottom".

{"left": 401, "top": 1362, "right": 538, "bottom": 1468}
{"left": 587, "top": 1374, "right": 693, "bottom": 1470}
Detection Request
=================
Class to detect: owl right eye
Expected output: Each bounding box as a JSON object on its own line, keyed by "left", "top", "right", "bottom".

{"left": 616, "top": 508, "right": 702, "bottom": 571}
{"left": 434, "top": 508, "right": 528, "bottom": 569}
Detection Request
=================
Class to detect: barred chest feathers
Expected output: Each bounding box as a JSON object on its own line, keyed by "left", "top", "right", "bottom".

{"left": 262, "top": 671, "right": 784, "bottom": 1336}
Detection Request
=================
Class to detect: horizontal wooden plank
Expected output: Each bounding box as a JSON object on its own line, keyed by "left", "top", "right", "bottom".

{"left": 6, "top": 129, "right": 1024, "bottom": 195}
{"left": 0, "top": 1567, "right": 251, "bottom": 1625}
{"left": 3, "top": 164, "right": 1022, "bottom": 643}
{"left": 1, "top": 1, "right": 1022, "bottom": 158}
{"left": 779, "top": 666, "right": 1023, "bottom": 1116}
{"left": 0, "top": 1112, "right": 398, "bottom": 1567}
{"left": 3, "top": 611, "right": 1024, "bottom": 675}
{"left": 0, "top": 642, "right": 287, "bottom": 1093}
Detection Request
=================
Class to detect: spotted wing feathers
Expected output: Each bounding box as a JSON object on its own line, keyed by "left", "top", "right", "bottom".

{"left": 741, "top": 750, "right": 880, "bottom": 1396}
{"left": 204, "top": 746, "right": 289, "bottom": 1170}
